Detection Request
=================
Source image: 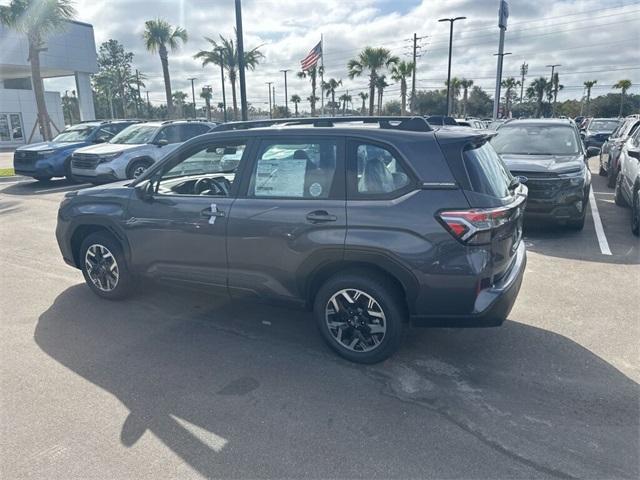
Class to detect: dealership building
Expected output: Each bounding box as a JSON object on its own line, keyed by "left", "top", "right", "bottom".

{"left": 0, "top": 20, "right": 97, "bottom": 147}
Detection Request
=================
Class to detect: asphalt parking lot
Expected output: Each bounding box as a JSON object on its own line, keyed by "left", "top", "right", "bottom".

{"left": 1, "top": 157, "right": 638, "bottom": 479}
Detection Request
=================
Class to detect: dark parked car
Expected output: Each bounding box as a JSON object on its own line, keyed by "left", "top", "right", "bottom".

{"left": 491, "top": 119, "right": 592, "bottom": 230}
{"left": 599, "top": 116, "right": 640, "bottom": 188}
{"left": 581, "top": 118, "right": 621, "bottom": 149}
{"left": 613, "top": 127, "right": 640, "bottom": 235}
{"left": 13, "top": 120, "right": 139, "bottom": 181}
{"left": 56, "top": 116, "right": 527, "bottom": 363}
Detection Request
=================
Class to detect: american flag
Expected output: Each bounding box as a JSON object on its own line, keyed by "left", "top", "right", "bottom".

{"left": 300, "top": 41, "right": 322, "bottom": 70}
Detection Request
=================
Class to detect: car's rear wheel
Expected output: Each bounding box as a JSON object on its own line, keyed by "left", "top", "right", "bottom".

{"left": 126, "top": 159, "right": 152, "bottom": 180}
{"left": 598, "top": 156, "right": 606, "bottom": 176}
{"left": 632, "top": 188, "right": 640, "bottom": 236}
{"left": 64, "top": 157, "right": 76, "bottom": 183}
{"left": 313, "top": 272, "right": 404, "bottom": 364}
{"left": 79, "top": 232, "right": 134, "bottom": 300}
{"left": 607, "top": 162, "right": 617, "bottom": 188}
{"left": 614, "top": 172, "right": 627, "bottom": 207}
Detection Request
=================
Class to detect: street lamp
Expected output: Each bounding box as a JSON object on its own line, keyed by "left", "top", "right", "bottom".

{"left": 546, "top": 64, "right": 561, "bottom": 117}
{"left": 266, "top": 82, "right": 273, "bottom": 119}
{"left": 187, "top": 77, "right": 197, "bottom": 118}
{"left": 438, "top": 16, "right": 466, "bottom": 116}
{"left": 493, "top": 51, "right": 511, "bottom": 118}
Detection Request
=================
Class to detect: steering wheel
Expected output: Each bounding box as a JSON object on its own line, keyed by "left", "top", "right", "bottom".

{"left": 194, "top": 177, "right": 213, "bottom": 195}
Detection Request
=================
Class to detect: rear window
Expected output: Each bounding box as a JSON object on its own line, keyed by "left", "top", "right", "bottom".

{"left": 463, "top": 142, "right": 512, "bottom": 199}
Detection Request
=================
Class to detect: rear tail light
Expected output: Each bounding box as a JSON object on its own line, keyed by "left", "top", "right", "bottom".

{"left": 437, "top": 204, "right": 520, "bottom": 245}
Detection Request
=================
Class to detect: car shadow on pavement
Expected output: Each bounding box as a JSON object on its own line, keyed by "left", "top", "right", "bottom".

{"left": 0, "top": 178, "right": 90, "bottom": 196}
{"left": 34, "top": 284, "right": 639, "bottom": 479}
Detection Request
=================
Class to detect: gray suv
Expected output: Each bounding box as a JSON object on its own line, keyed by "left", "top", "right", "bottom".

{"left": 56, "top": 117, "right": 528, "bottom": 363}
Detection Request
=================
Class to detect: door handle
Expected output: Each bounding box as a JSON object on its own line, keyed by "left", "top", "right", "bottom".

{"left": 201, "top": 206, "right": 225, "bottom": 218}
{"left": 306, "top": 210, "right": 337, "bottom": 223}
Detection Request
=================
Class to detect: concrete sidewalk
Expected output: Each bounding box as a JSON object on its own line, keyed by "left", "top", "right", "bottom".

{"left": 0, "top": 152, "right": 13, "bottom": 169}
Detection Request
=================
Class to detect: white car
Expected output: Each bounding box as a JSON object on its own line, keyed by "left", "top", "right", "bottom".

{"left": 71, "top": 120, "right": 214, "bottom": 183}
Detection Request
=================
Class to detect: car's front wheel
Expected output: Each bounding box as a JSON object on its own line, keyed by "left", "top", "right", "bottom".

{"left": 614, "top": 172, "right": 627, "bottom": 207}
{"left": 314, "top": 272, "right": 404, "bottom": 364}
{"left": 127, "top": 159, "right": 152, "bottom": 179}
{"left": 80, "top": 232, "right": 134, "bottom": 300}
{"left": 607, "top": 162, "right": 617, "bottom": 188}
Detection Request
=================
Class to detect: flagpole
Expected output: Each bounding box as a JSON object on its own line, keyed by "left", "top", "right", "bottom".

{"left": 320, "top": 33, "right": 324, "bottom": 117}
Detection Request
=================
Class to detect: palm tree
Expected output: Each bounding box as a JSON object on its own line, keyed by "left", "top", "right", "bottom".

{"left": 444, "top": 77, "right": 462, "bottom": 116}
{"left": 375, "top": 75, "right": 389, "bottom": 115}
{"left": 297, "top": 65, "right": 323, "bottom": 116}
{"left": 339, "top": 92, "right": 352, "bottom": 115}
{"left": 194, "top": 34, "right": 263, "bottom": 121}
{"left": 200, "top": 87, "right": 212, "bottom": 121}
{"left": 143, "top": 19, "right": 187, "bottom": 118}
{"left": 583, "top": 80, "right": 597, "bottom": 116}
{"left": 501, "top": 77, "right": 519, "bottom": 118}
{"left": 527, "top": 77, "right": 550, "bottom": 117}
{"left": 459, "top": 78, "right": 474, "bottom": 117}
{"left": 358, "top": 92, "right": 369, "bottom": 115}
{"left": 322, "top": 78, "right": 342, "bottom": 115}
{"left": 613, "top": 79, "right": 632, "bottom": 117}
{"left": 0, "top": 0, "right": 75, "bottom": 140}
{"left": 172, "top": 91, "right": 188, "bottom": 117}
{"left": 290, "top": 94, "right": 301, "bottom": 116}
{"left": 390, "top": 61, "right": 414, "bottom": 116}
{"left": 347, "top": 47, "right": 399, "bottom": 115}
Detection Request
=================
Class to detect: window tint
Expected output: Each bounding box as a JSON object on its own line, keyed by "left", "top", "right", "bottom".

{"left": 180, "top": 124, "right": 210, "bottom": 141}
{"left": 156, "top": 125, "right": 182, "bottom": 144}
{"left": 463, "top": 142, "right": 512, "bottom": 199}
{"left": 249, "top": 140, "right": 337, "bottom": 199}
{"left": 491, "top": 125, "right": 580, "bottom": 156}
{"left": 157, "top": 141, "right": 247, "bottom": 196}
{"left": 355, "top": 144, "right": 410, "bottom": 195}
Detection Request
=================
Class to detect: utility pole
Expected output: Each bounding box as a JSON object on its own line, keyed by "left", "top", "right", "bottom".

{"left": 438, "top": 16, "right": 466, "bottom": 116}
{"left": 188, "top": 77, "right": 197, "bottom": 118}
{"left": 493, "top": 0, "right": 510, "bottom": 119}
{"left": 280, "top": 69, "right": 290, "bottom": 117}
{"left": 135, "top": 69, "right": 142, "bottom": 118}
{"left": 519, "top": 62, "right": 528, "bottom": 103}
{"left": 235, "top": 0, "right": 248, "bottom": 120}
{"left": 546, "top": 63, "right": 561, "bottom": 117}
{"left": 272, "top": 85, "right": 276, "bottom": 111}
{"left": 266, "top": 82, "right": 273, "bottom": 118}
{"left": 405, "top": 33, "right": 427, "bottom": 114}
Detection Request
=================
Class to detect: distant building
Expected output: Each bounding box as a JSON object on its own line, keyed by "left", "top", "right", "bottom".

{"left": 0, "top": 20, "right": 98, "bottom": 147}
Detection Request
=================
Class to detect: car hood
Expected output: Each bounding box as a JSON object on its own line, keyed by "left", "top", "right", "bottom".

{"left": 75, "top": 179, "right": 132, "bottom": 196}
{"left": 73, "top": 143, "right": 143, "bottom": 155}
{"left": 499, "top": 154, "right": 585, "bottom": 174}
{"left": 17, "top": 141, "right": 86, "bottom": 152}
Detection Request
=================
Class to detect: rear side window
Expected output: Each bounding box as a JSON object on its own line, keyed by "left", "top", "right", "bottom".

{"left": 463, "top": 142, "right": 512, "bottom": 199}
{"left": 354, "top": 143, "right": 410, "bottom": 196}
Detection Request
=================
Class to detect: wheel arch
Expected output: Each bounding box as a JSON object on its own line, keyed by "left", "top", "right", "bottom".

{"left": 126, "top": 156, "right": 155, "bottom": 178}
{"left": 69, "top": 220, "right": 131, "bottom": 268}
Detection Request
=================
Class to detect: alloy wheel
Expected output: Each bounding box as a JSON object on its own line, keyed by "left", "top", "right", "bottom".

{"left": 133, "top": 165, "right": 147, "bottom": 178}
{"left": 325, "top": 289, "right": 386, "bottom": 352}
{"left": 85, "top": 244, "right": 120, "bottom": 292}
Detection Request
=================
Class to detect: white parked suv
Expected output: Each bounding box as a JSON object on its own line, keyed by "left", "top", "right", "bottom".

{"left": 71, "top": 120, "right": 215, "bottom": 183}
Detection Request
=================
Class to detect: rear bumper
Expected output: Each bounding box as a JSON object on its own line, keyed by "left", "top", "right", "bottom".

{"left": 411, "top": 241, "right": 526, "bottom": 328}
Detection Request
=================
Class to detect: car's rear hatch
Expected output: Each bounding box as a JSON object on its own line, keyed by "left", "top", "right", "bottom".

{"left": 436, "top": 131, "right": 527, "bottom": 281}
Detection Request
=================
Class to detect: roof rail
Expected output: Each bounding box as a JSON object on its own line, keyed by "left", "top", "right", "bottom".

{"left": 160, "top": 118, "right": 212, "bottom": 125}
{"left": 211, "top": 116, "right": 433, "bottom": 133}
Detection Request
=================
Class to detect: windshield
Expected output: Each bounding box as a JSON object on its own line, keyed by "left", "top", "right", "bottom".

{"left": 52, "top": 125, "right": 96, "bottom": 142}
{"left": 110, "top": 124, "right": 158, "bottom": 144}
{"left": 589, "top": 120, "right": 619, "bottom": 132}
{"left": 491, "top": 125, "right": 580, "bottom": 156}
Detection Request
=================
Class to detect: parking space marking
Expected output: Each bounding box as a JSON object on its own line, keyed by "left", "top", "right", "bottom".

{"left": 589, "top": 188, "right": 612, "bottom": 256}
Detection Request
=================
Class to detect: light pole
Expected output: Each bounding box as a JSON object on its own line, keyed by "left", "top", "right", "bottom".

{"left": 235, "top": 0, "right": 248, "bottom": 120}
{"left": 438, "top": 16, "right": 466, "bottom": 117}
{"left": 280, "top": 69, "right": 290, "bottom": 117}
{"left": 519, "top": 62, "right": 528, "bottom": 104}
{"left": 266, "top": 82, "right": 273, "bottom": 119}
{"left": 493, "top": 51, "right": 511, "bottom": 118}
{"left": 187, "top": 77, "right": 197, "bottom": 118}
{"left": 546, "top": 64, "right": 561, "bottom": 117}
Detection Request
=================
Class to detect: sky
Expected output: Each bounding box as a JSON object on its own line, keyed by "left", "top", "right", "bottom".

{"left": 41, "top": 0, "right": 640, "bottom": 112}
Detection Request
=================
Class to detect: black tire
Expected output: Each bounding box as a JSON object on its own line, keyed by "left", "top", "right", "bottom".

{"left": 598, "top": 156, "right": 607, "bottom": 176}
{"left": 632, "top": 188, "right": 640, "bottom": 236}
{"left": 607, "top": 163, "right": 617, "bottom": 188}
{"left": 567, "top": 214, "right": 586, "bottom": 231}
{"left": 313, "top": 271, "right": 405, "bottom": 364}
{"left": 33, "top": 175, "right": 52, "bottom": 182}
{"left": 79, "top": 232, "right": 134, "bottom": 300}
{"left": 126, "top": 159, "right": 153, "bottom": 180}
{"left": 614, "top": 171, "right": 627, "bottom": 207}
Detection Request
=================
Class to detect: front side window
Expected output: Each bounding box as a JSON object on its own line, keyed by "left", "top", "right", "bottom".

{"left": 110, "top": 124, "right": 159, "bottom": 144}
{"left": 157, "top": 141, "right": 247, "bottom": 196}
{"left": 248, "top": 140, "right": 337, "bottom": 199}
{"left": 491, "top": 125, "right": 580, "bottom": 156}
{"left": 180, "top": 124, "right": 210, "bottom": 141}
{"left": 355, "top": 143, "right": 410, "bottom": 196}
{"left": 155, "top": 125, "right": 182, "bottom": 144}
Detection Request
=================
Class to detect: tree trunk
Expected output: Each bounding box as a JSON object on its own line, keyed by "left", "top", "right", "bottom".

{"left": 368, "top": 73, "right": 376, "bottom": 116}
{"left": 331, "top": 92, "right": 335, "bottom": 115}
{"left": 28, "top": 39, "right": 52, "bottom": 140}
{"left": 159, "top": 45, "right": 174, "bottom": 117}
{"left": 462, "top": 89, "right": 468, "bottom": 117}
{"left": 401, "top": 79, "right": 406, "bottom": 116}
{"left": 361, "top": 98, "right": 366, "bottom": 114}
{"left": 310, "top": 71, "right": 317, "bottom": 116}
{"left": 205, "top": 97, "right": 211, "bottom": 121}
{"left": 294, "top": 103, "right": 298, "bottom": 116}
{"left": 585, "top": 89, "right": 591, "bottom": 116}
{"left": 229, "top": 70, "right": 238, "bottom": 120}
{"left": 619, "top": 91, "right": 624, "bottom": 117}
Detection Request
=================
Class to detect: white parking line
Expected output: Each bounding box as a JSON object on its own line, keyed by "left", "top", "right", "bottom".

{"left": 589, "top": 188, "right": 612, "bottom": 256}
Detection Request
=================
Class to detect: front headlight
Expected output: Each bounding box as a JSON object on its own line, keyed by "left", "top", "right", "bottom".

{"left": 38, "top": 150, "right": 55, "bottom": 157}
{"left": 561, "top": 168, "right": 586, "bottom": 186}
{"left": 98, "top": 152, "right": 123, "bottom": 163}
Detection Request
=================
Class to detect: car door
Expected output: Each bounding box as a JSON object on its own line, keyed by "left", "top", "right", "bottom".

{"left": 226, "top": 135, "right": 346, "bottom": 305}
{"left": 152, "top": 124, "right": 184, "bottom": 160}
{"left": 621, "top": 130, "right": 640, "bottom": 199}
{"left": 124, "top": 136, "right": 251, "bottom": 292}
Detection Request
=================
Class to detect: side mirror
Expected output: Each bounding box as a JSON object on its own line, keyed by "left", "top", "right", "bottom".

{"left": 516, "top": 175, "right": 528, "bottom": 185}
{"left": 156, "top": 139, "right": 169, "bottom": 147}
{"left": 586, "top": 146, "right": 601, "bottom": 157}
{"left": 135, "top": 179, "right": 155, "bottom": 201}
{"left": 94, "top": 137, "right": 107, "bottom": 144}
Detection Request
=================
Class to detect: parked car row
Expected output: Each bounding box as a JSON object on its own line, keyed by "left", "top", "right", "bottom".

{"left": 13, "top": 119, "right": 217, "bottom": 183}
{"left": 610, "top": 124, "right": 640, "bottom": 235}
